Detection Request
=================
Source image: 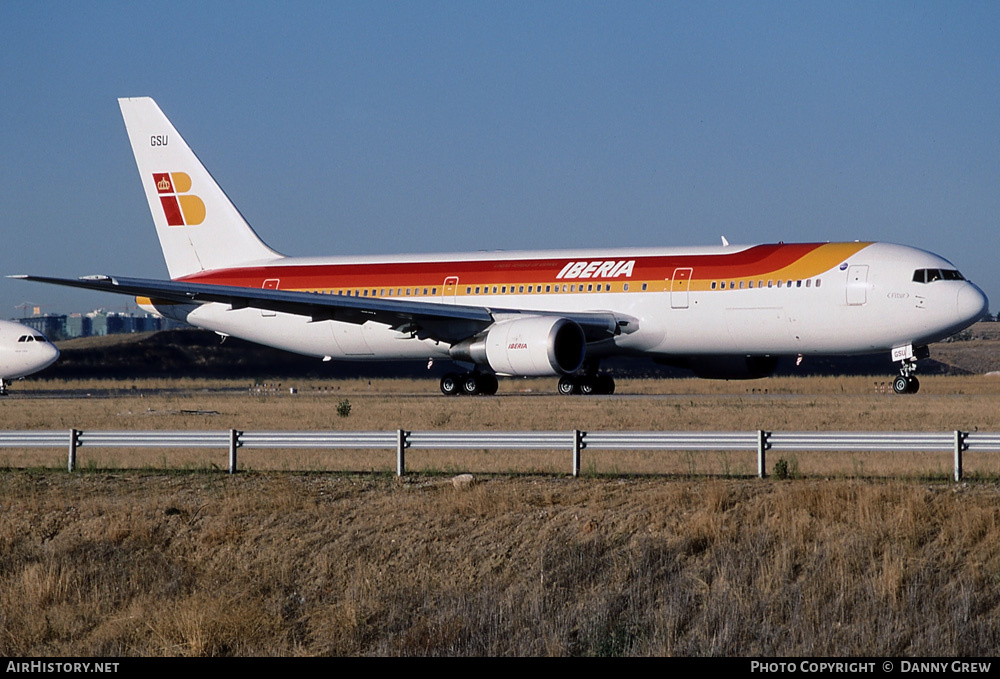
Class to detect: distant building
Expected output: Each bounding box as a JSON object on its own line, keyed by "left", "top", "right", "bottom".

{"left": 12, "top": 310, "right": 182, "bottom": 340}
{"left": 66, "top": 313, "right": 91, "bottom": 338}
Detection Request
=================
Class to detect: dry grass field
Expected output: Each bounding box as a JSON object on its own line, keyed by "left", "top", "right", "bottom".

{"left": 2, "top": 374, "right": 1000, "bottom": 655}
{"left": 2, "top": 473, "right": 999, "bottom": 656}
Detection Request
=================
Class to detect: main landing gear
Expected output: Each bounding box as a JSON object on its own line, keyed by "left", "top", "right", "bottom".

{"left": 557, "top": 374, "right": 616, "bottom": 396}
{"left": 440, "top": 372, "right": 499, "bottom": 396}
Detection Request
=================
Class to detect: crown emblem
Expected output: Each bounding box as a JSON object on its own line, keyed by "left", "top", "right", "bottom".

{"left": 157, "top": 177, "right": 171, "bottom": 191}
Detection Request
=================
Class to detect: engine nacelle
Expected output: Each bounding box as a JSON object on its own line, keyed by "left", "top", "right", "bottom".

{"left": 450, "top": 316, "right": 586, "bottom": 376}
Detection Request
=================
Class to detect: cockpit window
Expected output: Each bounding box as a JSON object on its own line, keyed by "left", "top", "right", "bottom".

{"left": 913, "top": 269, "right": 965, "bottom": 284}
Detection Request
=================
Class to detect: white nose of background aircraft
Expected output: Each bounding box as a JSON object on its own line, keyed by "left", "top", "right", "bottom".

{"left": 0, "top": 319, "right": 60, "bottom": 394}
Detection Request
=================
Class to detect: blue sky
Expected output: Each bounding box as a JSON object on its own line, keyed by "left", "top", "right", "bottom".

{"left": 2, "top": 1, "right": 998, "bottom": 316}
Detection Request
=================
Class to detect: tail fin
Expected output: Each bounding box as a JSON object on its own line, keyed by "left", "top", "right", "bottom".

{"left": 118, "top": 97, "right": 282, "bottom": 279}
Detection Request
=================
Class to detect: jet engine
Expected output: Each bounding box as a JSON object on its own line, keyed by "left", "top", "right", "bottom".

{"left": 450, "top": 316, "right": 586, "bottom": 376}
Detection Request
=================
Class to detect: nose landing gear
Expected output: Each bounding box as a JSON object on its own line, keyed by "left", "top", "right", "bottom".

{"left": 891, "top": 345, "right": 928, "bottom": 394}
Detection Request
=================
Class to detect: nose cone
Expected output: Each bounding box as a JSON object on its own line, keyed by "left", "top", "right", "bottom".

{"left": 36, "top": 343, "right": 60, "bottom": 373}
{"left": 957, "top": 283, "right": 989, "bottom": 328}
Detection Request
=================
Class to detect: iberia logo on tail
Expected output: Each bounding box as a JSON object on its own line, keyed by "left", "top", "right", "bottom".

{"left": 153, "top": 172, "right": 205, "bottom": 226}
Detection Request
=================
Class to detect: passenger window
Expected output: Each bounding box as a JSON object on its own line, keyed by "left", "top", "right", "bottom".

{"left": 624, "top": 283, "right": 629, "bottom": 291}
{"left": 642, "top": 283, "right": 647, "bottom": 291}
{"left": 519, "top": 285, "right": 524, "bottom": 293}
{"left": 805, "top": 280, "right": 811, "bottom": 288}
{"left": 712, "top": 282, "right": 717, "bottom": 290}
{"left": 546, "top": 285, "right": 551, "bottom": 292}
{"left": 796, "top": 280, "right": 802, "bottom": 288}
{"left": 816, "top": 279, "right": 821, "bottom": 288}
{"left": 777, "top": 280, "right": 783, "bottom": 288}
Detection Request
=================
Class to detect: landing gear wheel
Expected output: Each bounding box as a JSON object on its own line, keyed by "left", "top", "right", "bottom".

{"left": 440, "top": 373, "right": 461, "bottom": 396}
{"left": 578, "top": 378, "right": 596, "bottom": 395}
{"left": 462, "top": 374, "right": 481, "bottom": 396}
{"left": 479, "top": 374, "right": 499, "bottom": 395}
{"left": 596, "top": 375, "right": 616, "bottom": 395}
{"left": 892, "top": 375, "right": 919, "bottom": 394}
{"left": 558, "top": 376, "right": 577, "bottom": 396}
{"left": 892, "top": 375, "right": 909, "bottom": 394}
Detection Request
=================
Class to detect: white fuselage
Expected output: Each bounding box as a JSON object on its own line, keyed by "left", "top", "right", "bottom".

{"left": 143, "top": 241, "right": 987, "bottom": 366}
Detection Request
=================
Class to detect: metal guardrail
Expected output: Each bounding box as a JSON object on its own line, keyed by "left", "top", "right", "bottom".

{"left": 0, "top": 429, "right": 997, "bottom": 480}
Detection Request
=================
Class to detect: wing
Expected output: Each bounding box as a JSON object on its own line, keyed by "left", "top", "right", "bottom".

{"left": 11, "top": 274, "right": 634, "bottom": 344}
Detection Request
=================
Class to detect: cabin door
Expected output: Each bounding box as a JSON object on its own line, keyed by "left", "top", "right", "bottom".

{"left": 846, "top": 265, "right": 868, "bottom": 306}
{"left": 442, "top": 276, "right": 459, "bottom": 304}
{"left": 670, "top": 268, "right": 693, "bottom": 309}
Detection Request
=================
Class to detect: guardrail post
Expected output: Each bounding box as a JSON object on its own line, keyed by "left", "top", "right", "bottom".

{"left": 228, "top": 429, "right": 242, "bottom": 475}
{"left": 572, "top": 430, "right": 586, "bottom": 477}
{"left": 954, "top": 430, "right": 968, "bottom": 482}
{"left": 67, "top": 429, "right": 80, "bottom": 472}
{"left": 757, "top": 430, "right": 770, "bottom": 479}
{"left": 397, "top": 429, "right": 409, "bottom": 477}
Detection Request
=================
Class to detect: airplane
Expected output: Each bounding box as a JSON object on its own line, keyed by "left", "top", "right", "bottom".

{"left": 0, "top": 320, "right": 60, "bottom": 395}
{"left": 12, "top": 97, "right": 989, "bottom": 396}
